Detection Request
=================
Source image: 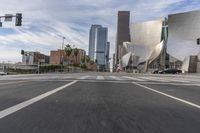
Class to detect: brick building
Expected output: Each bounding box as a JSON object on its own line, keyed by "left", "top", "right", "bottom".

{"left": 50, "top": 49, "right": 86, "bottom": 65}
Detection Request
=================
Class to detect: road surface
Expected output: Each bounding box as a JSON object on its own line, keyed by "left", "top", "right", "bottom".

{"left": 0, "top": 73, "right": 200, "bottom": 133}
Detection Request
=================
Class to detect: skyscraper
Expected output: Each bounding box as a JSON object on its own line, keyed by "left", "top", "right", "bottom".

{"left": 88, "top": 25, "right": 108, "bottom": 70}
{"left": 94, "top": 27, "right": 108, "bottom": 68}
{"left": 115, "top": 11, "right": 131, "bottom": 66}
{"left": 88, "top": 25, "right": 102, "bottom": 60}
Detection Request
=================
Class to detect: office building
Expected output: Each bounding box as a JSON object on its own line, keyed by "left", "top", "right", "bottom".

{"left": 88, "top": 25, "right": 109, "bottom": 70}
{"left": 115, "top": 11, "right": 131, "bottom": 66}
{"left": 94, "top": 27, "right": 108, "bottom": 69}
{"left": 88, "top": 25, "right": 102, "bottom": 60}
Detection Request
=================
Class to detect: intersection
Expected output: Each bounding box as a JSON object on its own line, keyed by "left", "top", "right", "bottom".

{"left": 0, "top": 73, "right": 200, "bottom": 133}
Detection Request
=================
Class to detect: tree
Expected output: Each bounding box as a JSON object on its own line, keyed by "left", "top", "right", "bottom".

{"left": 85, "top": 55, "right": 90, "bottom": 63}
{"left": 81, "top": 56, "right": 85, "bottom": 64}
{"left": 73, "top": 48, "right": 79, "bottom": 64}
{"left": 64, "top": 44, "right": 72, "bottom": 65}
{"left": 90, "top": 60, "right": 94, "bottom": 65}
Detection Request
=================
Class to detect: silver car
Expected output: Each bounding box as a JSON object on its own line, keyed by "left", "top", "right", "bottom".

{"left": 0, "top": 71, "right": 7, "bottom": 75}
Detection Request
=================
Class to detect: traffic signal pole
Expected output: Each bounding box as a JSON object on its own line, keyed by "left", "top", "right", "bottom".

{"left": 0, "top": 13, "right": 22, "bottom": 27}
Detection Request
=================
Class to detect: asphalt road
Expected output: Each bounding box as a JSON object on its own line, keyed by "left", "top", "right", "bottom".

{"left": 0, "top": 73, "right": 200, "bottom": 133}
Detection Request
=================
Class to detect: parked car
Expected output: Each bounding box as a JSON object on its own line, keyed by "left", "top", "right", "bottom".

{"left": 159, "top": 69, "right": 182, "bottom": 74}
{"left": 0, "top": 71, "right": 7, "bottom": 75}
{"left": 152, "top": 70, "right": 159, "bottom": 74}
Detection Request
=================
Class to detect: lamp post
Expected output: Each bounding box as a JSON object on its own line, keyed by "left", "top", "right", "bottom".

{"left": 62, "top": 37, "right": 66, "bottom": 50}
{"left": 60, "top": 36, "right": 65, "bottom": 72}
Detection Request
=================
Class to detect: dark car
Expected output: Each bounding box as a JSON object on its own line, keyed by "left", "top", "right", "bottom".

{"left": 152, "top": 70, "right": 159, "bottom": 74}
{"left": 159, "top": 69, "right": 182, "bottom": 74}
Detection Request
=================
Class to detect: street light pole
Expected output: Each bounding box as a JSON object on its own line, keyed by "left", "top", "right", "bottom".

{"left": 60, "top": 36, "right": 65, "bottom": 73}
{"left": 62, "top": 37, "right": 66, "bottom": 50}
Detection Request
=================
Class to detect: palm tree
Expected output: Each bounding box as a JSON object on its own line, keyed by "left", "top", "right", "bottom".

{"left": 90, "top": 60, "right": 94, "bottom": 65}
{"left": 64, "top": 44, "right": 72, "bottom": 65}
{"left": 73, "top": 48, "right": 79, "bottom": 64}
{"left": 85, "top": 55, "right": 90, "bottom": 63}
{"left": 81, "top": 56, "right": 85, "bottom": 64}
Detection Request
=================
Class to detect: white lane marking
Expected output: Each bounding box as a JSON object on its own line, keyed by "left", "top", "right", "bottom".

{"left": 132, "top": 82, "right": 200, "bottom": 109}
{"left": 0, "top": 80, "right": 77, "bottom": 119}
{"left": 77, "top": 75, "right": 90, "bottom": 80}
{"left": 0, "top": 81, "right": 30, "bottom": 85}
{"left": 139, "top": 82, "right": 192, "bottom": 86}
{"left": 122, "top": 76, "right": 146, "bottom": 81}
{"left": 109, "top": 76, "right": 123, "bottom": 80}
{"left": 97, "top": 76, "right": 105, "bottom": 80}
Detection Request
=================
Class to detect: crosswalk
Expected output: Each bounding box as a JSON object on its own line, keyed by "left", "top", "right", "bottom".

{"left": 1, "top": 74, "right": 199, "bottom": 84}
{"left": 74, "top": 75, "right": 198, "bottom": 83}
{"left": 96, "top": 76, "right": 105, "bottom": 80}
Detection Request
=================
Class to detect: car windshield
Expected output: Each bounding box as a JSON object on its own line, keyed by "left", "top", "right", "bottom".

{"left": 0, "top": 1, "right": 200, "bottom": 133}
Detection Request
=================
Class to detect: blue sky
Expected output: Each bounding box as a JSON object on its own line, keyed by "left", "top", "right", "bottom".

{"left": 0, "top": 0, "right": 200, "bottom": 63}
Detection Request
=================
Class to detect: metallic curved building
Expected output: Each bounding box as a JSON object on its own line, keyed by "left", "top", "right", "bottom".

{"left": 167, "top": 10, "right": 200, "bottom": 72}
{"left": 167, "top": 10, "right": 200, "bottom": 61}
{"left": 120, "top": 10, "right": 200, "bottom": 73}
{"left": 121, "top": 19, "right": 167, "bottom": 72}
{"left": 130, "top": 19, "right": 164, "bottom": 63}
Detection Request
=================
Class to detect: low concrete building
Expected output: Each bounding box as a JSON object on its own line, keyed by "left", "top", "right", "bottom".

{"left": 22, "top": 51, "right": 49, "bottom": 65}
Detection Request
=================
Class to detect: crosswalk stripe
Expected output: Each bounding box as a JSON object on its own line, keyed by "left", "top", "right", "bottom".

{"left": 63, "top": 76, "right": 74, "bottom": 79}
{"left": 122, "top": 76, "right": 146, "bottom": 81}
{"left": 138, "top": 76, "right": 191, "bottom": 83}
{"left": 109, "top": 76, "right": 123, "bottom": 80}
{"left": 97, "top": 76, "right": 105, "bottom": 80}
{"left": 138, "top": 77, "right": 170, "bottom": 82}
{"left": 167, "top": 79, "right": 190, "bottom": 83}
{"left": 77, "top": 75, "right": 90, "bottom": 80}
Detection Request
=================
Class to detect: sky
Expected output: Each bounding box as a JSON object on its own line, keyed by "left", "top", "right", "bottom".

{"left": 0, "top": 0, "right": 200, "bottom": 63}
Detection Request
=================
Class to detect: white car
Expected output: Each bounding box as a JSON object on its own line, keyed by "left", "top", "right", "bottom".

{"left": 0, "top": 71, "right": 7, "bottom": 75}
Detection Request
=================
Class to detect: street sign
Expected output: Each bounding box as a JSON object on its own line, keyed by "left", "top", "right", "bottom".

{"left": 4, "top": 14, "right": 13, "bottom": 21}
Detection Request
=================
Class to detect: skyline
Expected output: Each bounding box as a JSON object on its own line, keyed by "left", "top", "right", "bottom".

{"left": 0, "top": 0, "right": 200, "bottom": 63}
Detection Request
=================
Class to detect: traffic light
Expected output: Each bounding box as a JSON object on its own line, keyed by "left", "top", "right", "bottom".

{"left": 197, "top": 38, "right": 200, "bottom": 45}
{"left": 15, "top": 13, "right": 22, "bottom": 26}
{"left": 21, "top": 50, "right": 24, "bottom": 55}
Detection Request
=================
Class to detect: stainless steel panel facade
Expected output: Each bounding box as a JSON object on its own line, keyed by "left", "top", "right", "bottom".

{"left": 130, "top": 19, "right": 163, "bottom": 63}
{"left": 167, "top": 10, "right": 200, "bottom": 61}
